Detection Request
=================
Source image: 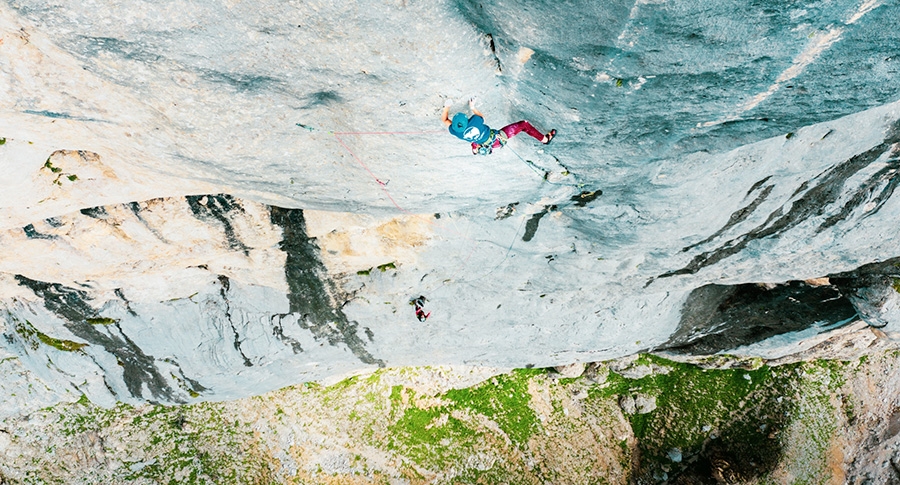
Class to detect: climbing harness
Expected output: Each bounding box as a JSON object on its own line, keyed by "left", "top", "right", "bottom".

{"left": 473, "top": 129, "right": 508, "bottom": 156}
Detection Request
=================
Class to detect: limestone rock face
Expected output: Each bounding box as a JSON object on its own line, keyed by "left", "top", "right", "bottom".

{"left": 0, "top": 196, "right": 386, "bottom": 413}
{"left": 847, "top": 278, "right": 900, "bottom": 335}
{"left": 831, "top": 260, "right": 900, "bottom": 337}
{"left": 1, "top": 0, "right": 900, "bottom": 410}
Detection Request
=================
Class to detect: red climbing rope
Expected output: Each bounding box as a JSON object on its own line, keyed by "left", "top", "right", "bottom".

{"left": 328, "top": 129, "right": 482, "bottom": 294}
{"left": 332, "top": 130, "right": 445, "bottom": 136}
{"left": 322, "top": 127, "right": 534, "bottom": 304}
{"left": 331, "top": 132, "right": 414, "bottom": 215}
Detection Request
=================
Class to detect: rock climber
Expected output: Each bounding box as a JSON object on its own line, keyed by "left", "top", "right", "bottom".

{"left": 442, "top": 98, "right": 556, "bottom": 156}
{"left": 412, "top": 295, "right": 430, "bottom": 322}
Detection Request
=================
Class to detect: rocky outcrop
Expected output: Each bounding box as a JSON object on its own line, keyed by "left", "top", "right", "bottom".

{"left": 0, "top": 196, "right": 386, "bottom": 413}
{"left": 1, "top": 349, "right": 899, "bottom": 484}
{"left": 831, "top": 258, "right": 900, "bottom": 336}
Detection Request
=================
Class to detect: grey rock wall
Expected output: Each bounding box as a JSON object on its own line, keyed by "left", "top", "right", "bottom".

{"left": 1, "top": 0, "right": 899, "bottom": 409}
{"left": 1, "top": 197, "right": 382, "bottom": 413}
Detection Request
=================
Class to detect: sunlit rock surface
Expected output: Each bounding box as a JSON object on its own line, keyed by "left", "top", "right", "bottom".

{"left": 1, "top": 0, "right": 899, "bottom": 412}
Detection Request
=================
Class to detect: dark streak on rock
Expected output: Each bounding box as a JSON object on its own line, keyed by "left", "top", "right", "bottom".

{"left": 570, "top": 190, "right": 602, "bottom": 207}
{"left": 217, "top": 275, "right": 252, "bottom": 367}
{"left": 179, "top": 371, "right": 208, "bottom": 395}
{"left": 270, "top": 315, "right": 304, "bottom": 354}
{"left": 23, "top": 110, "right": 108, "bottom": 123}
{"left": 44, "top": 217, "right": 64, "bottom": 228}
{"left": 114, "top": 288, "right": 139, "bottom": 317}
{"left": 160, "top": 357, "right": 209, "bottom": 396}
{"left": 817, "top": 158, "right": 900, "bottom": 232}
{"left": 80, "top": 206, "right": 108, "bottom": 219}
{"left": 485, "top": 33, "right": 502, "bottom": 73}
{"left": 683, "top": 184, "right": 773, "bottom": 252}
{"left": 22, "top": 224, "right": 54, "bottom": 240}
{"left": 185, "top": 195, "right": 250, "bottom": 255}
{"left": 270, "top": 207, "right": 384, "bottom": 367}
{"left": 659, "top": 121, "right": 900, "bottom": 279}
{"left": 522, "top": 208, "right": 549, "bottom": 242}
{"left": 745, "top": 176, "right": 772, "bottom": 197}
{"left": 14, "top": 275, "right": 180, "bottom": 403}
{"left": 126, "top": 200, "right": 170, "bottom": 243}
{"left": 789, "top": 180, "right": 809, "bottom": 198}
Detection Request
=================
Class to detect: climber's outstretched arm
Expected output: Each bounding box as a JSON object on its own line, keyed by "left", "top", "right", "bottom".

{"left": 441, "top": 105, "right": 452, "bottom": 126}
{"left": 469, "top": 98, "right": 484, "bottom": 118}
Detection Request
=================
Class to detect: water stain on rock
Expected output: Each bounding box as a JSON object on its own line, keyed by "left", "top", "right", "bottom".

{"left": 522, "top": 207, "right": 551, "bottom": 242}
{"left": 14, "top": 275, "right": 181, "bottom": 403}
{"left": 570, "top": 190, "right": 602, "bottom": 207}
{"left": 659, "top": 120, "right": 900, "bottom": 279}
{"left": 302, "top": 90, "right": 342, "bottom": 109}
{"left": 198, "top": 69, "right": 282, "bottom": 94}
{"left": 270, "top": 207, "right": 384, "bottom": 367}
{"left": 186, "top": 194, "right": 251, "bottom": 255}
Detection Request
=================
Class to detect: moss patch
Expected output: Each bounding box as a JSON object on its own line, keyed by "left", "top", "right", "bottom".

{"left": 376, "top": 262, "right": 396, "bottom": 272}
{"left": 42, "top": 158, "right": 79, "bottom": 186}
{"left": 37, "top": 332, "right": 87, "bottom": 352}
{"left": 87, "top": 317, "right": 118, "bottom": 325}
{"left": 371, "top": 368, "right": 577, "bottom": 485}
{"left": 386, "top": 369, "right": 543, "bottom": 471}
{"left": 14, "top": 318, "right": 87, "bottom": 352}
{"left": 445, "top": 369, "right": 542, "bottom": 445}
{"left": 43, "top": 158, "right": 62, "bottom": 173}
{"left": 592, "top": 355, "right": 797, "bottom": 482}
{"left": 389, "top": 405, "right": 480, "bottom": 467}
{"left": 355, "top": 262, "right": 398, "bottom": 277}
{"left": 52, "top": 400, "right": 276, "bottom": 483}
{"left": 771, "top": 361, "right": 845, "bottom": 484}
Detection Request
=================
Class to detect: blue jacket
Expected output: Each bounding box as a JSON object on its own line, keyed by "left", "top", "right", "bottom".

{"left": 449, "top": 115, "right": 492, "bottom": 145}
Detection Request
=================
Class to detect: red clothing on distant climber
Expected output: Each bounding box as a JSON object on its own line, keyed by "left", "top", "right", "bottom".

{"left": 413, "top": 296, "right": 430, "bottom": 322}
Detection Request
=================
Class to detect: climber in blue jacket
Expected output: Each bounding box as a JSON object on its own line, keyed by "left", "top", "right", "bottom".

{"left": 442, "top": 98, "right": 556, "bottom": 155}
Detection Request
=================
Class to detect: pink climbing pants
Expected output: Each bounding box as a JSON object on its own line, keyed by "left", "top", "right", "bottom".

{"left": 494, "top": 120, "right": 544, "bottom": 147}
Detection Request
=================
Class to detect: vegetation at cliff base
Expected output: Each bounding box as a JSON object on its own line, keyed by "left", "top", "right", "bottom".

{"left": 0, "top": 354, "right": 873, "bottom": 484}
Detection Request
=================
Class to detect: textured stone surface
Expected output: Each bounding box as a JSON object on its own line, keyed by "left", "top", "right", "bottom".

{"left": 4, "top": 351, "right": 898, "bottom": 484}
{"left": 1, "top": 0, "right": 900, "bottom": 411}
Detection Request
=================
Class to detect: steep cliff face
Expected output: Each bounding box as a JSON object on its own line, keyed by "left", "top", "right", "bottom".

{"left": 1, "top": 0, "right": 900, "bottom": 411}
